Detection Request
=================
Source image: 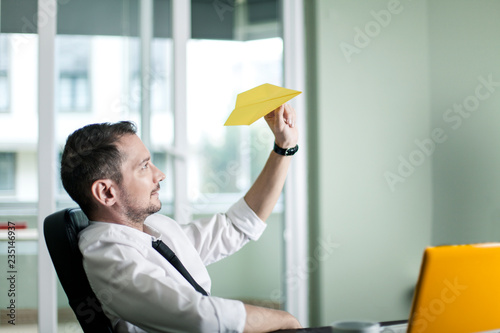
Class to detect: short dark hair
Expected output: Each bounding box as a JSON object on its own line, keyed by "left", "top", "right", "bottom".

{"left": 60, "top": 121, "right": 137, "bottom": 216}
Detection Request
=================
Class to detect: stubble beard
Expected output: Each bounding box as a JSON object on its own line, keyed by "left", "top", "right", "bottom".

{"left": 121, "top": 188, "right": 162, "bottom": 225}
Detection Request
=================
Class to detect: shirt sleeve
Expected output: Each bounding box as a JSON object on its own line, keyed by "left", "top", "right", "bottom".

{"left": 80, "top": 237, "right": 247, "bottom": 333}
{"left": 181, "top": 197, "right": 267, "bottom": 265}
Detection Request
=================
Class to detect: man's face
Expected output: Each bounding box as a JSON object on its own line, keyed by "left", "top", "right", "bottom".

{"left": 116, "top": 134, "right": 165, "bottom": 224}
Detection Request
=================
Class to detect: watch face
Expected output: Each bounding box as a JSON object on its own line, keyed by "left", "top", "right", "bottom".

{"left": 274, "top": 143, "right": 298, "bottom": 156}
{"left": 285, "top": 145, "right": 298, "bottom": 155}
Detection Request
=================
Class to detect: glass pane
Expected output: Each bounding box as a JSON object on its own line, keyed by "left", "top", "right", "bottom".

{"left": 187, "top": 38, "right": 283, "bottom": 198}
{"left": 58, "top": 36, "right": 91, "bottom": 112}
{"left": 0, "top": 76, "right": 8, "bottom": 112}
{"left": 187, "top": 35, "right": 285, "bottom": 307}
{"left": 0, "top": 35, "right": 9, "bottom": 112}
{"left": 54, "top": 0, "right": 174, "bottom": 329}
{"left": 0, "top": 32, "right": 39, "bottom": 331}
{"left": 0, "top": 153, "right": 15, "bottom": 192}
{"left": 145, "top": 37, "right": 175, "bottom": 217}
{"left": 54, "top": 33, "right": 142, "bottom": 330}
{"left": 55, "top": 34, "right": 143, "bottom": 208}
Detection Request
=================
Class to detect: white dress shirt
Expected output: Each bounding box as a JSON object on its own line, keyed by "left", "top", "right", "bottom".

{"left": 78, "top": 197, "right": 267, "bottom": 333}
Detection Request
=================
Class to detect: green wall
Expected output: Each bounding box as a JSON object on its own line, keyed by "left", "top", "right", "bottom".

{"left": 307, "top": 0, "right": 432, "bottom": 325}
{"left": 308, "top": 0, "right": 500, "bottom": 326}
{"left": 429, "top": 0, "right": 500, "bottom": 246}
{"left": 206, "top": 213, "right": 284, "bottom": 304}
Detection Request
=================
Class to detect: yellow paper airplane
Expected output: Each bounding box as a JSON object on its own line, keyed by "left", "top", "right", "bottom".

{"left": 224, "top": 83, "right": 302, "bottom": 126}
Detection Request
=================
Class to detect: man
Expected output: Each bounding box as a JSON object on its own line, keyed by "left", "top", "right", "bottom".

{"left": 60, "top": 104, "right": 301, "bottom": 332}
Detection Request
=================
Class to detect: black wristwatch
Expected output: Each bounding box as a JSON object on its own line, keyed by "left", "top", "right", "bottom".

{"left": 273, "top": 142, "right": 299, "bottom": 156}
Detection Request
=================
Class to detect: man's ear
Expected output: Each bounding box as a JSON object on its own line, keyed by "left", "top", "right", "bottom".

{"left": 91, "top": 179, "right": 117, "bottom": 207}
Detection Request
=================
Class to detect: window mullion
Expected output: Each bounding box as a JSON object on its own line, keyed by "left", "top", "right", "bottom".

{"left": 140, "top": 0, "right": 153, "bottom": 149}
{"left": 283, "top": 0, "right": 309, "bottom": 326}
{"left": 37, "top": 0, "right": 58, "bottom": 331}
{"left": 173, "top": 0, "right": 191, "bottom": 223}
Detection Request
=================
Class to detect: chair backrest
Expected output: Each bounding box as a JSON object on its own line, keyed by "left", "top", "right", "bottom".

{"left": 44, "top": 208, "right": 114, "bottom": 333}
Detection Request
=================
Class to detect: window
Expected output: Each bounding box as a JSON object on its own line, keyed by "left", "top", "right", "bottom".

{"left": 187, "top": 38, "right": 282, "bottom": 204}
{"left": 187, "top": 37, "right": 285, "bottom": 308}
{"left": 152, "top": 151, "right": 174, "bottom": 214}
{"left": 0, "top": 152, "right": 15, "bottom": 192}
{"left": 0, "top": 35, "right": 10, "bottom": 112}
{"left": 128, "top": 38, "right": 171, "bottom": 113}
{"left": 58, "top": 36, "right": 91, "bottom": 112}
{"left": 151, "top": 39, "right": 171, "bottom": 113}
{"left": 0, "top": 0, "right": 307, "bottom": 330}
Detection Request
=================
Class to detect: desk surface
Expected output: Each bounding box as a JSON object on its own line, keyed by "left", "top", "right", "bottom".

{"left": 270, "top": 321, "right": 409, "bottom": 333}
{"left": 271, "top": 327, "right": 332, "bottom": 333}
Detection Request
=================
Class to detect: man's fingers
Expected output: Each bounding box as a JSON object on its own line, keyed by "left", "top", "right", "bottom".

{"left": 265, "top": 104, "right": 297, "bottom": 129}
{"left": 283, "top": 104, "right": 296, "bottom": 128}
{"left": 277, "top": 104, "right": 285, "bottom": 119}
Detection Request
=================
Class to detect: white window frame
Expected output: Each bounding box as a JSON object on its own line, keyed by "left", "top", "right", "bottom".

{"left": 37, "top": 0, "right": 308, "bottom": 330}
{"left": 37, "top": 0, "right": 58, "bottom": 331}
{"left": 283, "top": 0, "right": 308, "bottom": 325}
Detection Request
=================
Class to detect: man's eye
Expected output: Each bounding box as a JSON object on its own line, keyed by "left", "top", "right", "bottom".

{"left": 142, "top": 163, "right": 149, "bottom": 169}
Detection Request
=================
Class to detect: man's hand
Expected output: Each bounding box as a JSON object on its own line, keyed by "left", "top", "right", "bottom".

{"left": 264, "top": 103, "right": 299, "bottom": 149}
{"left": 244, "top": 103, "right": 300, "bottom": 222}
{"left": 243, "top": 304, "right": 302, "bottom": 333}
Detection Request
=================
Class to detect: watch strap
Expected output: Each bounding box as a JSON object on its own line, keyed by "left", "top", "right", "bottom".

{"left": 273, "top": 142, "right": 299, "bottom": 156}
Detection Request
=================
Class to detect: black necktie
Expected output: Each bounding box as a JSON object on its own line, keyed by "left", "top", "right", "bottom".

{"left": 152, "top": 239, "right": 208, "bottom": 296}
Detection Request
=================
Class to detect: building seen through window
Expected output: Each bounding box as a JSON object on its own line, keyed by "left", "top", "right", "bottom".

{"left": 0, "top": 152, "right": 15, "bottom": 193}
{"left": 0, "top": 35, "right": 10, "bottom": 112}
{"left": 0, "top": 0, "right": 289, "bottom": 328}
{"left": 187, "top": 38, "right": 283, "bottom": 207}
{"left": 128, "top": 38, "right": 171, "bottom": 113}
{"left": 57, "top": 36, "right": 91, "bottom": 112}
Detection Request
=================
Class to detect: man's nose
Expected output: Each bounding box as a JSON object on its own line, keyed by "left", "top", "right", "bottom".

{"left": 152, "top": 163, "right": 166, "bottom": 182}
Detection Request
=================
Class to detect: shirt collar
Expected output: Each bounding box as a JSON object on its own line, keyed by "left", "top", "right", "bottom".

{"left": 143, "top": 222, "right": 162, "bottom": 241}
{"left": 89, "top": 220, "right": 161, "bottom": 243}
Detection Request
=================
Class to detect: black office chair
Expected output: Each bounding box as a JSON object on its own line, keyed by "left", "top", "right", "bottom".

{"left": 44, "top": 208, "right": 114, "bottom": 333}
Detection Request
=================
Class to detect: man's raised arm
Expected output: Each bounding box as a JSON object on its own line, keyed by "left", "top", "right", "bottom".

{"left": 244, "top": 103, "right": 299, "bottom": 222}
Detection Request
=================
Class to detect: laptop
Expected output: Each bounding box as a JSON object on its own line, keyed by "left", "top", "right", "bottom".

{"left": 275, "top": 243, "right": 500, "bottom": 333}
{"left": 403, "top": 243, "right": 500, "bottom": 333}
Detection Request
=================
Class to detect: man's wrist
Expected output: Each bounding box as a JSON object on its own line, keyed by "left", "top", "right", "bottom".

{"left": 273, "top": 142, "right": 299, "bottom": 156}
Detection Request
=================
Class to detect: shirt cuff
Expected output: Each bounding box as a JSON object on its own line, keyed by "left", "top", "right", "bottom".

{"left": 226, "top": 197, "right": 267, "bottom": 241}
{"left": 209, "top": 297, "right": 246, "bottom": 333}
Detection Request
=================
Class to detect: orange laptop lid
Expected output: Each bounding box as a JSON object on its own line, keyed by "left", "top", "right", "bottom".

{"left": 407, "top": 243, "right": 500, "bottom": 333}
